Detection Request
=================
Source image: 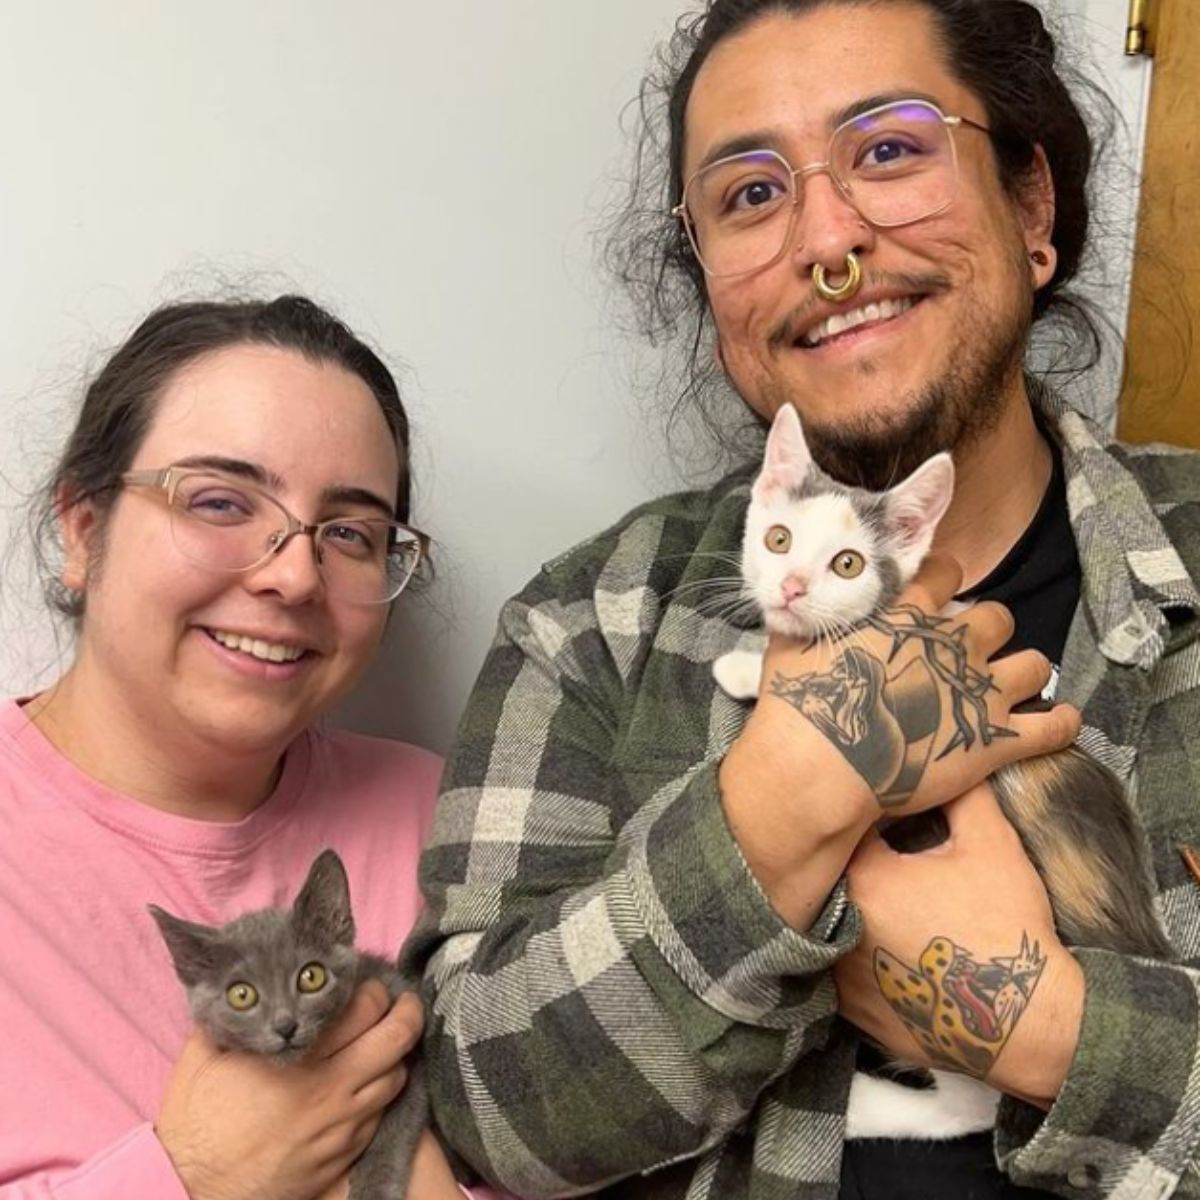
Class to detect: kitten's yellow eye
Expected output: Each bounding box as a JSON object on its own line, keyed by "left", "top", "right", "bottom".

{"left": 297, "top": 963, "right": 328, "bottom": 994}
{"left": 832, "top": 550, "right": 865, "bottom": 578}
{"left": 226, "top": 982, "right": 259, "bottom": 1011}
{"left": 764, "top": 525, "right": 792, "bottom": 554}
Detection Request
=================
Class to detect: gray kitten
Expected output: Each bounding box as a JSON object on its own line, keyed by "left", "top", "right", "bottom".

{"left": 150, "top": 849, "right": 427, "bottom": 1200}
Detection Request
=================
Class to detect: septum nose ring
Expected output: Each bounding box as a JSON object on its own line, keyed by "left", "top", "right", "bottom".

{"left": 812, "top": 251, "right": 863, "bottom": 304}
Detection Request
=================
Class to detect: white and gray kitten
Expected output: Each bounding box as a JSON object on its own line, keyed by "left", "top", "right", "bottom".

{"left": 150, "top": 850, "right": 427, "bottom": 1199}
{"left": 715, "top": 405, "right": 1171, "bottom": 1139}
{"left": 713, "top": 403, "right": 954, "bottom": 700}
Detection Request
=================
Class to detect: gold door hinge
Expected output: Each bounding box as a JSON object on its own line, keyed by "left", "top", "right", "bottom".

{"left": 1126, "top": 0, "right": 1156, "bottom": 56}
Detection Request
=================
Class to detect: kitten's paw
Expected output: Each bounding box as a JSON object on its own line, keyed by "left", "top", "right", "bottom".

{"left": 713, "top": 651, "right": 763, "bottom": 700}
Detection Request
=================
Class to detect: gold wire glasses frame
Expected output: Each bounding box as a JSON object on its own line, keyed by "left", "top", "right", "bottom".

{"left": 671, "top": 98, "right": 992, "bottom": 279}
{"left": 121, "top": 466, "right": 429, "bottom": 605}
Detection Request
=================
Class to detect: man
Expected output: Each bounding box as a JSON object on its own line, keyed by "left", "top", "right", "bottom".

{"left": 414, "top": 2, "right": 1200, "bottom": 1197}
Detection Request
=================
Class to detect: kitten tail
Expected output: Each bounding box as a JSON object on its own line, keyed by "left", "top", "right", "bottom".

{"left": 994, "top": 749, "right": 1173, "bottom": 960}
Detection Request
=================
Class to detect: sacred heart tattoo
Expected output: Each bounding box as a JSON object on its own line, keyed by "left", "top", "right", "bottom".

{"left": 769, "top": 604, "right": 1015, "bottom": 807}
{"left": 874, "top": 933, "right": 1047, "bottom": 1077}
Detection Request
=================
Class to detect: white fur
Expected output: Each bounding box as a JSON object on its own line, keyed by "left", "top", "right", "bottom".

{"left": 845, "top": 1070, "right": 1000, "bottom": 1140}
{"left": 711, "top": 649, "right": 764, "bottom": 700}
{"left": 744, "top": 490, "right": 885, "bottom": 641}
{"left": 712, "top": 407, "right": 955, "bottom": 688}
{"left": 880, "top": 451, "right": 956, "bottom": 579}
{"left": 751, "top": 402, "right": 813, "bottom": 504}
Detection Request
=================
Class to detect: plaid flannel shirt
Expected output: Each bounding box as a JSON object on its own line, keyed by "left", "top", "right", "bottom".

{"left": 414, "top": 401, "right": 1200, "bottom": 1200}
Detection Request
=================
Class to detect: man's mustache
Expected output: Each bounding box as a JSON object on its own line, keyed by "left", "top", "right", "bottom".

{"left": 767, "top": 271, "right": 953, "bottom": 352}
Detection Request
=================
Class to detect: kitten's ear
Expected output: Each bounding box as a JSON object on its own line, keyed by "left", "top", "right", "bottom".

{"left": 753, "top": 405, "right": 813, "bottom": 503}
{"left": 148, "top": 905, "right": 227, "bottom": 988}
{"left": 883, "top": 452, "right": 955, "bottom": 578}
{"left": 293, "top": 850, "right": 355, "bottom": 947}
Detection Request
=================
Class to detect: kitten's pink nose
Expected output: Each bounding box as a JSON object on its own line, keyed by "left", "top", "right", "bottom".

{"left": 781, "top": 574, "right": 809, "bottom": 604}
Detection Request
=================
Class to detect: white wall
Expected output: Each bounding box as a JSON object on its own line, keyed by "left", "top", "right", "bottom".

{"left": 0, "top": 1, "right": 1150, "bottom": 754}
{"left": 0, "top": 1, "right": 686, "bottom": 751}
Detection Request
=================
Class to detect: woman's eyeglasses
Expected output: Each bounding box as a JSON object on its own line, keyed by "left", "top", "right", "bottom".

{"left": 121, "top": 466, "right": 428, "bottom": 605}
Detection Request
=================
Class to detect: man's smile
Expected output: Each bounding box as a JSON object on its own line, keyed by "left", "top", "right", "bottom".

{"left": 798, "top": 295, "right": 919, "bottom": 348}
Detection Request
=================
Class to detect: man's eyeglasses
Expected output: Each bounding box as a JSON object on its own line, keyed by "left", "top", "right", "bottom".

{"left": 121, "top": 467, "right": 428, "bottom": 605}
{"left": 672, "top": 98, "right": 992, "bottom": 279}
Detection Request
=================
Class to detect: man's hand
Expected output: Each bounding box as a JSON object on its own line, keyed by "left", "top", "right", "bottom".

{"left": 834, "top": 784, "right": 1084, "bottom": 1104}
{"left": 761, "top": 553, "right": 1079, "bottom": 817}
{"left": 156, "top": 983, "right": 422, "bottom": 1200}
{"left": 720, "top": 554, "right": 1080, "bottom": 928}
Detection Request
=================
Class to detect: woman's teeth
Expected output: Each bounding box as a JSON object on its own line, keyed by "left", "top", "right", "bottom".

{"left": 801, "top": 296, "right": 915, "bottom": 348}
{"left": 210, "top": 631, "right": 305, "bottom": 663}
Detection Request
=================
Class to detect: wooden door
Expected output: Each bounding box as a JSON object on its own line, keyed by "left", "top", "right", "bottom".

{"left": 1118, "top": 0, "right": 1200, "bottom": 447}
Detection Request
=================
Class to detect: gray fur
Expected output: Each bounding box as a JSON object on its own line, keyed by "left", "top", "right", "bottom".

{"left": 789, "top": 468, "right": 838, "bottom": 504}
{"left": 150, "top": 850, "right": 428, "bottom": 1199}
{"left": 871, "top": 548, "right": 904, "bottom": 613}
{"left": 835, "top": 492, "right": 907, "bottom": 611}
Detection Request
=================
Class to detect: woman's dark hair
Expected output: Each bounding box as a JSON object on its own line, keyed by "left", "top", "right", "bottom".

{"left": 605, "top": 0, "right": 1115, "bottom": 455}
{"left": 33, "top": 294, "right": 412, "bottom": 620}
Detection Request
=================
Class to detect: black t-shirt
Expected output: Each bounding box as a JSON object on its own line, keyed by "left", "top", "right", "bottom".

{"left": 956, "top": 444, "right": 1080, "bottom": 669}
{"left": 839, "top": 446, "right": 1081, "bottom": 1200}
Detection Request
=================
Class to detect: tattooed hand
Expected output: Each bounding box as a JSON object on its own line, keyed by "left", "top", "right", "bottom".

{"left": 761, "top": 554, "right": 1077, "bottom": 816}
{"left": 834, "top": 784, "right": 1084, "bottom": 1104}
{"left": 718, "top": 556, "right": 1079, "bottom": 929}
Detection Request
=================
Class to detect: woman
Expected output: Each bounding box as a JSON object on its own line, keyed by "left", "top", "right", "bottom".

{"left": 1, "top": 296, "right": 492, "bottom": 1199}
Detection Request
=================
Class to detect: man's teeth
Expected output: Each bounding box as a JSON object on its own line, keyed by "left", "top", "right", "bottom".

{"left": 211, "top": 631, "right": 305, "bottom": 663}
{"left": 801, "top": 297, "right": 915, "bottom": 347}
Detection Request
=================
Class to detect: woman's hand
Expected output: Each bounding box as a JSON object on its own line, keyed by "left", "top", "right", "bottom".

{"left": 409, "top": 1128, "right": 471, "bottom": 1199}
{"left": 156, "top": 982, "right": 422, "bottom": 1200}
{"left": 834, "top": 784, "right": 1084, "bottom": 1105}
{"left": 312, "top": 1129, "right": 468, "bottom": 1200}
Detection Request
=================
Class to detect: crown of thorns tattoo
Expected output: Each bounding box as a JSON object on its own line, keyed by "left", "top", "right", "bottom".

{"left": 770, "top": 604, "right": 1014, "bottom": 807}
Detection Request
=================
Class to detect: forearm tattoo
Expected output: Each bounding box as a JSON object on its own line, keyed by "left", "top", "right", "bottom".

{"left": 874, "top": 933, "right": 1047, "bottom": 1077}
{"left": 768, "top": 604, "right": 1015, "bottom": 806}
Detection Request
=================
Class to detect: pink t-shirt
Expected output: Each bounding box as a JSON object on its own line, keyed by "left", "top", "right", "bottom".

{"left": 0, "top": 699, "right": 493, "bottom": 1199}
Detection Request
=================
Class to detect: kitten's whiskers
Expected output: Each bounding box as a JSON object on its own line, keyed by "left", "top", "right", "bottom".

{"left": 695, "top": 594, "right": 762, "bottom": 624}
{"left": 659, "top": 550, "right": 745, "bottom": 570}
{"left": 666, "top": 575, "right": 746, "bottom": 601}
{"left": 667, "top": 575, "right": 764, "bottom": 625}
{"left": 791, "top": 601, "right": 867, "bottom": 670}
